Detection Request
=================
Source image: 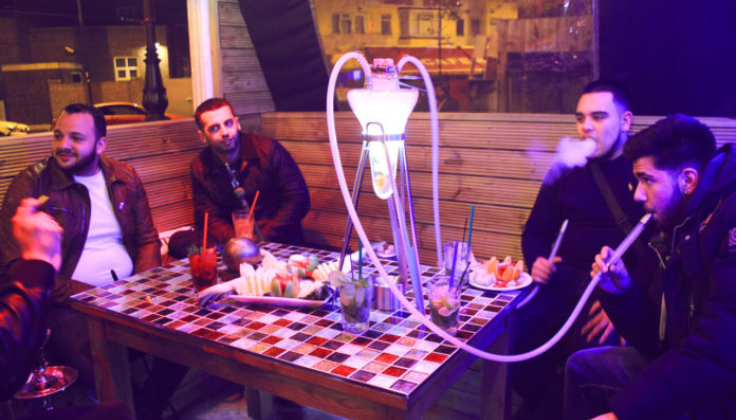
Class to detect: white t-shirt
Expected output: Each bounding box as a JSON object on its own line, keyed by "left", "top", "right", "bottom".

{"left": 71, "top": 170, "right": 133, "bottom": 286}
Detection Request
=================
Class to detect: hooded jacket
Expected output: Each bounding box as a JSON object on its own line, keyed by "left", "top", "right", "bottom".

{"left": 601, "top": 144, "right": 736, "bottom": 420}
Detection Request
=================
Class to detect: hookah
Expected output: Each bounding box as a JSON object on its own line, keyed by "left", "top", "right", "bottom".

{"left": 326, "top": 51, "right": 652, "bottom": 362}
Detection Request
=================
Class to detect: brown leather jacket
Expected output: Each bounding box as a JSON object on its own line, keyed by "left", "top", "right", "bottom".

{"left": 0, "top": 155, "right": 161, "bottom": 302}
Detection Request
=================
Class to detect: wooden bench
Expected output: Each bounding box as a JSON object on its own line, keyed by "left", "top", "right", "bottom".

{"left": 0, "top": 119, "right": 204, "bottom": 252}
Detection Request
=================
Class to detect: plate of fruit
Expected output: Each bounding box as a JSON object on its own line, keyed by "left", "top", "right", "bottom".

{"left": 196, "top": 250, "right": 346, "bottom": 308}
{"left": 469, "top": 256, "right": 533, "bottom": 292}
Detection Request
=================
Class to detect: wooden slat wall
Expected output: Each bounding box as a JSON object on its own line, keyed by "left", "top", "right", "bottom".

{"left": 259, "top": 112, "right": 736, "bottom": 267}
{"left": 217, "top": 0, "right": 275, "bottom": 116}
{"left": 0, "top": 119, "right": 203, "bottom": 235}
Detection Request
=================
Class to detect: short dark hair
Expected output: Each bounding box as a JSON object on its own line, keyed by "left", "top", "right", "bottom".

{"left": 63, "top": 103, "right": 106, "bottom": 139}
{"left": 623, "top": 114, "right": 717, "bottom": 173}
{"left": 581, "top": 79, "right": 630, "bottom": 111}
{"left": 194, "top": 98, "right": 235, "bottom": 130}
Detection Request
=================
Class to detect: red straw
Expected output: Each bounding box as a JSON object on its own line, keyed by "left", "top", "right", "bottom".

{"left": 248, "top": 190, "right": 260, "bottom": 220}
{"left": 202, "top": 212, "right": 209, "bottom": 254}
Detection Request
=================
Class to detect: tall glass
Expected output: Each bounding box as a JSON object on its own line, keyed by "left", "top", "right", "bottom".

{"left": 339, "top": 277, "right": 372, "bottom": 333}
{"left": 444, "top": 241, "right": 470, "bottom": 280}
{"left": 232, "top": 210, "right": 253, "bottom": 239}
{"left": 189, "top": 247, "right": 218, "bottom": 292}
{"left": 427, "top": 277, "right": 461, "bottom": 335}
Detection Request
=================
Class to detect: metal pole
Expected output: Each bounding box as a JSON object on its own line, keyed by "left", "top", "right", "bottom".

{"left": 76, "top": 0, "right": 94, "bottom": 103}
{"left": 142, "top": 0, "right": 169, "bottom": 120}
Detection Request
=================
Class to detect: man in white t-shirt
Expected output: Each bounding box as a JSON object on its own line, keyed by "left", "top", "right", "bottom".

{"left": 0, "top": 103, "right": 162, "bottom": 394}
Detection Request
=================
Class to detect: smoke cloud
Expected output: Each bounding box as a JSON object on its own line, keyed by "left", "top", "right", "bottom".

{"left": 542, "top": 136, "right": 597, "bottom": 185}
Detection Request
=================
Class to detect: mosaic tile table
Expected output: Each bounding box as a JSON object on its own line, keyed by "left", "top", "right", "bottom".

{"left": 70, "top": 242, "right": 522, "bottom": 420}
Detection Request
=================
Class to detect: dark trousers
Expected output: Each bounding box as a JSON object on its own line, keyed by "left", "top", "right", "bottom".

{"left": 512, "top": 266, "right": 619, "bottom": 420}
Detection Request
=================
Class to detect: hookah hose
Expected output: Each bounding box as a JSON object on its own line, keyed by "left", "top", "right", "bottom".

{"left": 517, "top": 219, "right": 569, "bottom": 310}
{"left": 326, "top": 51, "right": 654, "bottom": 362}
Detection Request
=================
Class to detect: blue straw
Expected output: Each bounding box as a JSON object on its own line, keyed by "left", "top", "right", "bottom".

{"left": 448, "top": 240, "right": 459, "bottom": 288}
{"left": 466, "top": 205, "right": 475, "bottom": 253}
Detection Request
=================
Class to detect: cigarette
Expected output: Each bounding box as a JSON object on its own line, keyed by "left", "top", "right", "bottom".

{"left": 37, "top": 195, "right": 49, "bottom": 205}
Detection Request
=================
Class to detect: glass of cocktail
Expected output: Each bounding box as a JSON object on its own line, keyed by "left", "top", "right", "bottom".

{"left": 189, "top": 247, "right": 218, "bottom": 292}
{"left": 427, "top": 277, "right": 461, "bottom": 335}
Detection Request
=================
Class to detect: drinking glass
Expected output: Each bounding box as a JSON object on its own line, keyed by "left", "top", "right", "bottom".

{"left": 232, "top": 210, "right": 253, "bottom": 239}
{"left": 444, "top": 241, "right": 470, "bottom": 280}
{"left": 189, "top": 247, "right": 218, "bottom": 292}
{"left": 339, "top": 277, "right": 372, "bottom": 333}
{"left": 427, "top": 277, "right": 461, "bottom": 335}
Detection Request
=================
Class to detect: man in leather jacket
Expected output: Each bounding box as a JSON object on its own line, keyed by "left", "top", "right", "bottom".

{"left": 565, "top": 115, "right": 735, "bottom": 420}
{"left": 168, "top": 97, "right": 310, "bottom": 258}
{"left": 0, "top": 103, "right": 161, "bottom": 392}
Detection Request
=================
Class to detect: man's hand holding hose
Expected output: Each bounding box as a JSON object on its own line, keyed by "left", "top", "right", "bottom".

{"left": 591, "top": 246, "right": 632, "bottom": 295}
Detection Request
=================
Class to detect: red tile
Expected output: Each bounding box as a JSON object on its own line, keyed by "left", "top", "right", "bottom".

{"left": 310, "top": 348, "right": 332, "bottom": 358}
{"left": 382, "top": 366, "right": 406, "bottom": 377}
{"left": 331, "top": 365, "right": 356, "bottom": 377}
{"left": 262, "top": 336, "right": 282, "bottom": 345}
{"left": 375, "top": 353, "right": 399, "bottom": 365}
{"left": 424, "top": 353, "right": 446, "bottom": 363}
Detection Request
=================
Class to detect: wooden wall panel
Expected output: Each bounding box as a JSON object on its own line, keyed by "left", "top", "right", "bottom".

{"left": 261, "top": 112, "right": 736, "bottom": 267}
{"left": 0, "top": 119, "right": 203, "bottom": 235}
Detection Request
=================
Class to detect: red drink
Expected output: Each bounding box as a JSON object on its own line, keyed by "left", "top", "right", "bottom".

{"left": 189, "top": 247, "right": 218, "bottom": 292}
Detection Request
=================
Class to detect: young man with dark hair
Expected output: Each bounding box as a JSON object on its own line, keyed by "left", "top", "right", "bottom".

{"left": 514, "top": 80, "right": 650, "bottom": 419}
{"left": 0, "top": 103, "right": 162, "bottom": 395}
{"left": 169, "top": 97, "right": 310, "bottom": 258}
{"left": 565, "top": 115, "right": 735, "bottom": 420}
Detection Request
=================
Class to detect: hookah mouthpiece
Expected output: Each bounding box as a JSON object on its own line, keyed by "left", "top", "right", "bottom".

{"left": 234, "top": 187, "right": 249, "bottom": 209}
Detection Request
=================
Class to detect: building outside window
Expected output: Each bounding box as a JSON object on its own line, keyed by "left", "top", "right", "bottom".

{"left": 114, "top": 57, "right": 138, "bottom": 81}
{"left": 354, "top": 15, "right": 365, "bottom": 34}
{"left": 381, "top": 14, "right": 392, "bottom": 35}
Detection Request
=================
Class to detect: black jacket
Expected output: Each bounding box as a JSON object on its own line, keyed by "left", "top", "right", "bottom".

{"left": 523, "top": 154, "right": 647, "bottom": 288}
{"left": 191, "top": 132, "right": 310, "bottom": 246}
{"left": 602, "top": 144, "right": 736, "bottom": 420}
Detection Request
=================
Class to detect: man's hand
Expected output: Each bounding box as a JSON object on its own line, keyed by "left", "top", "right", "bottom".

{"left": 581, "top": 300, "right": 615, "bottom": 344}
{"left": 530, "top": 256, "right": 562, "bottom": 284}
{"left": 591, "top": 246, "right": 631, "bottom": 294}
{"left": 590, "top": 412, "right": 618, "bottom": 420}
{"left": 12, "top": 197, "right": 63, "bottom": 271}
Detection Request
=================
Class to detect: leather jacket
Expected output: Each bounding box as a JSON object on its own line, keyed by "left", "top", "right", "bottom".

{"left": 0, "top": 156, "right": 161, "bottom": 302}
{"left": 191, "top": 132, "right": 310, "bottom": 246}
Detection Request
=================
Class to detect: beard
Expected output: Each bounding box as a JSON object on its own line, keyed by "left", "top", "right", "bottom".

{"left": 55, "top": 147, "right": 98, "bottom": 175}
{"left": 654, "top": 184, "right": 686, "bottom": 228}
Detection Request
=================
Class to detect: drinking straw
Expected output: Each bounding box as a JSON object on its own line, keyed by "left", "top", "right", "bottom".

{"left": 448, "top": 240, "right": 459, "bottom": 288}
{"left": 202, "top": 212, "right": 209, "bottom": 254}
{"left": 359, "top": 238, "right": 365, "bottom": 280}
{"left": 248, "top": 190, "right": 261, "bottom": 220}
{"left": 466, "top": 205, "right": 475, "bottom": 253}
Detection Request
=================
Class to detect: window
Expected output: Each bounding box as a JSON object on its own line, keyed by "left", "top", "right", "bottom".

{"left": 71, "top": 72, "right": 83, "bottom": 83}
{"left": 354, "top": 16, "right": 365, "bottom": 34}
{"left": 331, "top": 14, "right": 340, "bottom": 34}
{"left": 381, "top": 14, "right": 392, "bottom": 35}
{"left": 417, "top": 13, "right": 435, "bottom": 36}
{"left": 456, "top": 18, "right": 464, "bottom": 36}
{"left": 340, "top": 14, "right": 352, "bottom": 34}
{"left": 114, "top": 57, "right": 138, "bottom": 81}
{"left": 470, "top": 19, "right": 481, "bottom": 36}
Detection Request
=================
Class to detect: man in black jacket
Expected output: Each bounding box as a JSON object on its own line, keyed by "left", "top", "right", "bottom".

{"left": 168, "top": 97, "right": 310, "bottom": 259}
{"left": 514, "top": 81, "right": 648, "bottom": 419}
{"left": 565, "top": 115, "right": 735, "bottom": 420}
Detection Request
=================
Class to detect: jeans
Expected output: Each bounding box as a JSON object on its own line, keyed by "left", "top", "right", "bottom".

{"left": 563, "top": 346, "right": 649, "bottom": 420}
